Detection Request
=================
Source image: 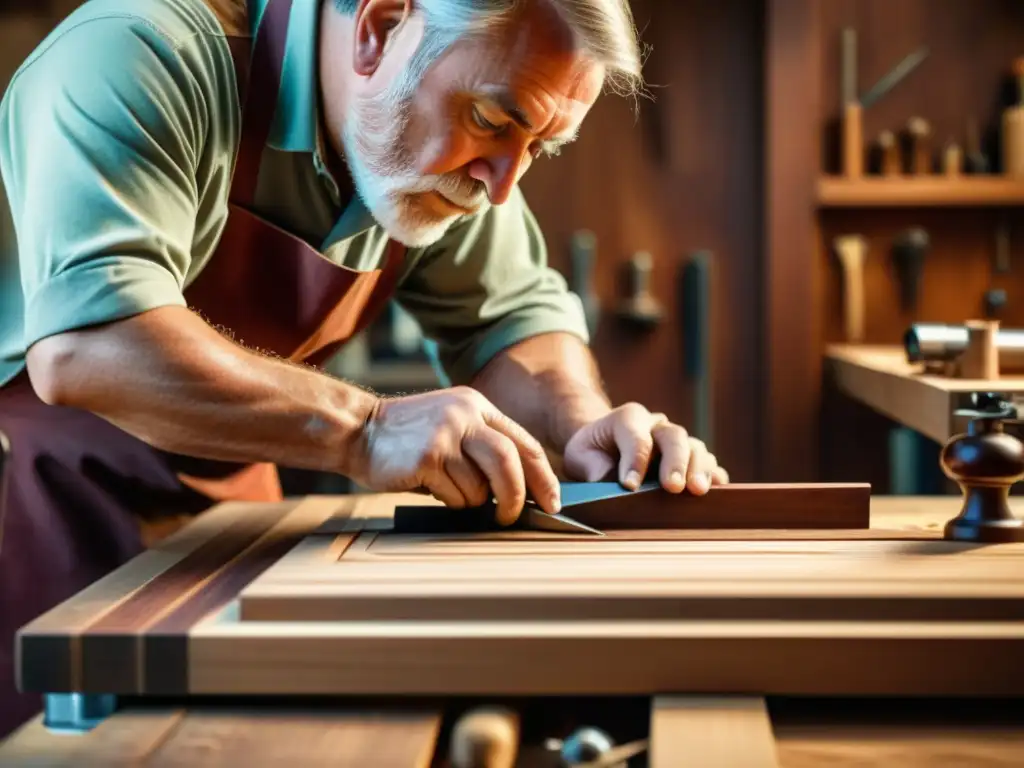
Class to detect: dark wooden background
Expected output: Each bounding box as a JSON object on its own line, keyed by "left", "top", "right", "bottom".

{"left": 2, "top": 0, "right": 1023, "bottom": 488}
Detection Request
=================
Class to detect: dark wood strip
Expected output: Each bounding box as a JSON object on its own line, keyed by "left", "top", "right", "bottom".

{"left": 142, "top": 498, "right": 346, "bottom": 694}
{"left": 568, "top": 484, "right": 870, "bottom": 530}
{"left": 144, "top": 531, "right": 309, "bottom": 694}
{"left": 79, "top": 502, "right": 293, "bottom": 693}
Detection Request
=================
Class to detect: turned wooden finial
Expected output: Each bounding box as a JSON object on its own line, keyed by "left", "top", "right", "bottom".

{"left": 940, "top": 393, "right": 1024, "bottom": 542}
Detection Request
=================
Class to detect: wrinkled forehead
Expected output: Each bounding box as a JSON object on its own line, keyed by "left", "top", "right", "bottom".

{"left": 426, "top": 8, "right": 606, "bottom": 129}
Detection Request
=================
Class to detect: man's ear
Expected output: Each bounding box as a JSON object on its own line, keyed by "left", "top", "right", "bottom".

{"left": 352, "top": 0, "right": 413, "bottom": 76}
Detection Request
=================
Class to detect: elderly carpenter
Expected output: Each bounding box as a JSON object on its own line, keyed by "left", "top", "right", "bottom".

{"left": 0, "top": 0, "right": 728, "bottom": 735}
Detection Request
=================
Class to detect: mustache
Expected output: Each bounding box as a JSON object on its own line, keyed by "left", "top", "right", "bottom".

{"left": 424, "top": 174, "right": 488, "bottom": 208}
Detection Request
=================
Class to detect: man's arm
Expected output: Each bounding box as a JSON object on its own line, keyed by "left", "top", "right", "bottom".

{"left": 469, "top": 331, "right": 611, "bottom": 455}
{"left": 26, "top": 306, "right": 376, "bottom": 476}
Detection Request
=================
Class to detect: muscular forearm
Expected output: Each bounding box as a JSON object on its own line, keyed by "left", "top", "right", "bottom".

{"left": 25, "top": 306, "right": 377, "bottom": 474}
{"left": 470, "top": 332, "right": 612, "bottom": 453}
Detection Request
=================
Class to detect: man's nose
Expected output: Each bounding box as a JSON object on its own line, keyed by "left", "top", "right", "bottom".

{"left": 470, "top": 150, "right": 532, "bottom": 205}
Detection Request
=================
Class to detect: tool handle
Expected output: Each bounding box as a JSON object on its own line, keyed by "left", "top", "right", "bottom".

{"left": 682, "top": 251, "right": 713, "bottom": 448}
{"left": 835, "top": 236, "right": 867, "bottom": 342}
{"left": 450, "top": 706, "right": 520, "bottom": 768}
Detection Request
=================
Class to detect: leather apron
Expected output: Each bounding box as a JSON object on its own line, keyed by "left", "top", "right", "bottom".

{"left": 0, "top": 0, "right": 405, "bottom": 736}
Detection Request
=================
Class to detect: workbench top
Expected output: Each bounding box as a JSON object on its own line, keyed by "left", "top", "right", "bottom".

{"left": 2, "top": 491, "right": 1023, "bottom": 766}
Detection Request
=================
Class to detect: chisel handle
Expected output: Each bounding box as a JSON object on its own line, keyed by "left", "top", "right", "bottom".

{"left": 834, "top": 236, "right": 867, "bottom": 343}
{"left": 682, "top": 251, "right": 713, "bottom": 449}
{"left": 450, "top": 706, "right": 520, "bottom": 768}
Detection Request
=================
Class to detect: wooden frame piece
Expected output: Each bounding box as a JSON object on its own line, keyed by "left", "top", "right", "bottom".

{"left": 16, "top": 493, "right": 1024, "bottom": 700}
{"left": 559, "top": 482, "right": 870, "bottom": 530}
{"left": 650, "top": 696, "right": 780, "bottom": 767}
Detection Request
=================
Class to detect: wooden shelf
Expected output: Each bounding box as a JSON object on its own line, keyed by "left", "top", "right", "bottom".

{"left": 825, "top": 344, "right": 1024, "bottom": 443}
{"left": 817, "top": 176, "right": 1024, "bottom": 208}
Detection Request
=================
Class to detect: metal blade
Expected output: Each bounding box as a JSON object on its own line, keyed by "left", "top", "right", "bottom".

{"left": 523, "top": 506, "right": 605, "bottom": 536}
{"left": 557, "top": 480, "right": 660, "bottom": 507}
{"left": 860, "top": 46, "right": 929, "bottom": 109}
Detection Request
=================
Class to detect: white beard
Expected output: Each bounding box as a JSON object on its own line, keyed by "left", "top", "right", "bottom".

{"left": 339, "top": 89, "right": 486, "bottom": 248}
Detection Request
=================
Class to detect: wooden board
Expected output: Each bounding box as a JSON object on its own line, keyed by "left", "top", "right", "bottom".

{"left": 6, "top": 694, "right": 1024, "bottom": 767}
{"left": 389, "top": 482, "right": 871, "bottom": 531}
{"left": 16, "top": 494, "right": 1024, "bottom": 699}
{"left": 825, "top": 344, "right": 1024, "bottom": 443}
{"left": 0, "top": 705, "right": 442, "bottom": 767}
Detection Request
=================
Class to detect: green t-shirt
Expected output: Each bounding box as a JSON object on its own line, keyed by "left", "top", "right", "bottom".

{"left": 0, "top": 0, "right": 588, "bottom": 388}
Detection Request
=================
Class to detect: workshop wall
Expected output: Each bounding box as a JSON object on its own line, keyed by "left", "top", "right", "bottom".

{"left": 814, "top": 0, "right": 1024, "bottom": 487}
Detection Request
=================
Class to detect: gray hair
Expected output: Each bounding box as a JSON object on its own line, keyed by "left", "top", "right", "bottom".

{"left": 333, "top": 0, "right": 646, "bottom": 103}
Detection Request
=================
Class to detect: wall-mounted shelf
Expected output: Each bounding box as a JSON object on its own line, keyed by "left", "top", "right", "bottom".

{"left": 817, "top": 176, "right": 1024, "bottom": 208}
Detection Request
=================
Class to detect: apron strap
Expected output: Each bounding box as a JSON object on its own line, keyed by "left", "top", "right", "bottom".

{"left": 227, "top": 0, "right": 294, "bottom": 208}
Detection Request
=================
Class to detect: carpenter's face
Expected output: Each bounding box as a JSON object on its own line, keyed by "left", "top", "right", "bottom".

{"left": 319, "top": 0, "right": 604, "bottom": 246}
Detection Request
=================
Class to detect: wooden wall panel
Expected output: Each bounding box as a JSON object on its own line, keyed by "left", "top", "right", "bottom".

{"left": 522, "top": 0, "right": 764, "bottom": 482}
{"left": 762, "top": 0, "right": 822, "bottom": 483}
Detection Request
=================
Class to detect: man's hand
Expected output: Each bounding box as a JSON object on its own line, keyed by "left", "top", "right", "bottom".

{"left": 561, "top": 403, "right": 729, "bottom": 495}
{"left": 353, "top": 386, "right": 562, "bottom": 525}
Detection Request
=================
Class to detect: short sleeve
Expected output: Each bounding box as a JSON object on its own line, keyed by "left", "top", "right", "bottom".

{"left": 395, "top": 186, "right": 590, "bottom": 385}
{"left": 0, "top": 15, "right": 203, "bottom": 348}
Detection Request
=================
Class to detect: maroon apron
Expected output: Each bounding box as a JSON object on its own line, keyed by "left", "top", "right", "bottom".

{"left": 0, "top": 0, "right": 405, "bottom": 736}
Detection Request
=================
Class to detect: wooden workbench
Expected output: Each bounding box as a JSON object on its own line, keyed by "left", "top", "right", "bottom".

{"left": 825, "top": 343, "right": 1024, "bottom": 444}
{"left": 2, "top": 489, "right": 1023, "bottom": 766}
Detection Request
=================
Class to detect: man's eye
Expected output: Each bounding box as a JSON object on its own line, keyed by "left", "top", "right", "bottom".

{"left": 472, "top": 105, "right": 501, "bottom": 132}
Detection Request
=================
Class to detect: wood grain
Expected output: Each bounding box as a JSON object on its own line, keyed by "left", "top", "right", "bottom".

{"left": 238, "top": 533, "right": 1024, "bottom": 623}
{"left": 0, "top": 706, "right": 442, "bottom": 767}
{"left": 560, "top": 483, "right": 870, "bottom": 530}
{"left": 186, "top": 615, "right": 1024, "bottom": 696}
{"left": 650, "top": 696, "right": 779, "bottom": 767}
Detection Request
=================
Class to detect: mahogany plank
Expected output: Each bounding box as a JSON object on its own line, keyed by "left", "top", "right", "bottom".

{"left": 561, "top": 483, "right": 870, "bottom": 530}
{"left": 650, "top": 696, "right": 779, "bottom": 767}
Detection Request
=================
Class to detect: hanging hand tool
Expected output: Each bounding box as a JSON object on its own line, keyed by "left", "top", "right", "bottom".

{"left": 995, "top": 215, "right": 1012, "bottom": 275}
{"left": 616, "top": 251, "right": 663, "bottom": 328}
{"left": 834, "top": 235, "right": 868, "bottom": 342}
{"left": 681, "top": 250, "right": 713, "bottom": 449}
{"left": 450, "top": 706, "right": 520, "bottom": 768}
{"left": 984, "top": 289, "right": 1007, "bottom": 320}
{"left": 570, "top": 230, "right": 601, "bottom": 338}
{"left": 891, "top": 228, "right": 929, "bottom": 313}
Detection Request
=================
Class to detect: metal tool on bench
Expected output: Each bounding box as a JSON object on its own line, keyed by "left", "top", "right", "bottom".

{"left": 904, "top": 322, "right": 1024, "bottom": 370}
{"left": 392, "top": 479, "right": 662, "bottom": 535}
